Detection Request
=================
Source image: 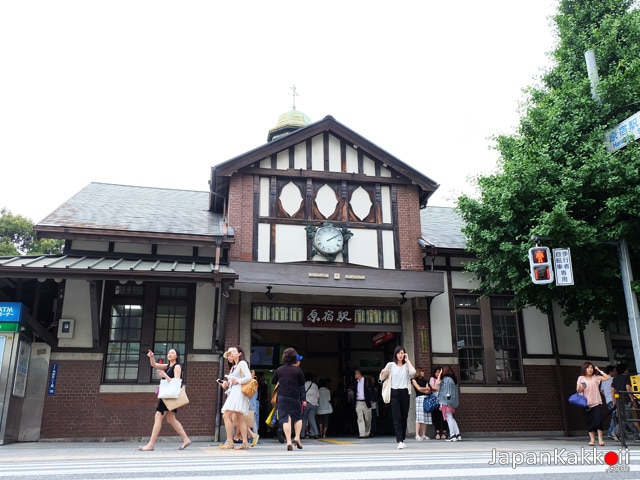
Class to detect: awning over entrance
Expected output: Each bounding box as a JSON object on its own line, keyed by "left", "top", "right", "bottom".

{"left": 0, "top": 255, "right": 238, "bottom": 284}
{"left": 229, "top": 261, "right": 444, "bottom": 298}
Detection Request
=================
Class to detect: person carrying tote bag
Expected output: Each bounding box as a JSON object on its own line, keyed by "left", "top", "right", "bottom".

{"left": 138, "top": 349, "right": 192, "bottom": 451}
{"left": 379, "top": 346, "right": 416, "bottom": 449}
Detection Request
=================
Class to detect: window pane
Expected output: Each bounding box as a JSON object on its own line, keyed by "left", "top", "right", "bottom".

{"left": 105, "top": 303, "right": 143, "bottom": 381}
{"left": 152, "top": 304, "right": 187, "bottom": 381}
{"left": 455, "top": 295, "right": 479, "bottom": 308}
{"left": 492, "top": 309, "right": 521, "bottom": 383}
{"left": 455, "top": 293, "right": 484, "bottom": 383}
{"left": 459, "top": 348, "right": 485, "bottom": 382}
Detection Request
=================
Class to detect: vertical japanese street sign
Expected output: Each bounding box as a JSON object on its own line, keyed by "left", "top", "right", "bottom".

{"left": 552, "top": 248, "right": 574, "bottom": 286}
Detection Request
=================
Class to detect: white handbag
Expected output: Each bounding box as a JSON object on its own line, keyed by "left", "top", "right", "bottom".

{"left": 157, "top": 378, "right": 182, "bottom": 399}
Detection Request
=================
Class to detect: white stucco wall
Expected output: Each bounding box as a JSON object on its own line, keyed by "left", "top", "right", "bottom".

{"left": 521, "top": 306, "right": 553, "bottom": 355}
{"left": 193, "top": 283, "right": 215, "bottom": 350}
{"left": 59, "top": 279, "right": 92, "bottom": 348}
{"left": 348, "top": 228, "right": 377, "bottom": 268}
{"left": 275, "top": 225, "right": 308, "bottom": 262}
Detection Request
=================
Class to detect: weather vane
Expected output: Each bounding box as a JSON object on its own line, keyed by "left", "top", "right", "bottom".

{"left": 290, "top": 85, "right": 298, "bottom": 110}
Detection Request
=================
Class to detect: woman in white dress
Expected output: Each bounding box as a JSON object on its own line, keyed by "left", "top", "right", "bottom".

{"left": 218, "top": 346, "right": 252, "bottom": 449}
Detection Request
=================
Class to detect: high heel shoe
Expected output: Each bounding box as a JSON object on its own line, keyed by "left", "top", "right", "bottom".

{"left": 287, "top": 444, "right": 293, "bottom": 451}
{"left": 293, "top": 438, "right": 303, "bottom": 449}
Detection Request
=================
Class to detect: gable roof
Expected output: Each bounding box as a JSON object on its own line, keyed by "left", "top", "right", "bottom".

{"left": 209, "top": 115, "right": 440, "bottom": 212}
{"left": 420, "top": 206, "right": 467, "bottom": 250}
{"left": 36, "top": 183, "right": 233, "bottom": 246}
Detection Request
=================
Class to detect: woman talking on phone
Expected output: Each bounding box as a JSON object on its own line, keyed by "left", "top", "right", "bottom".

{"left": 379, "top": 346, "right": 416, "bottom": 449}
{"left": 577, "top": 361, "right": 610, "bottom": 446}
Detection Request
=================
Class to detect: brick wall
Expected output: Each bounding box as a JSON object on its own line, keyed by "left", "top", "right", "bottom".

{"left": 395, "top": 185, "right": 424, "bottom": 271}
{"left": 40, "top": 360, "right": 219, "bottom": 440}
{"left": 228, "top": 174, "right": 255, "bottom": 262}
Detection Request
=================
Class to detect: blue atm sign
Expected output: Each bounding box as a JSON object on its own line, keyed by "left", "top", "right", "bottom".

{"left": 0, "top": 302, "right": 23, "bottom": 322}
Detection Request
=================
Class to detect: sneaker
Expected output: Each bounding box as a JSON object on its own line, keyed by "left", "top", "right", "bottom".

{"left": 422, "top": 435, "right": 430, "bottom": 440}
{"left": 445, "top": 435, "right": 458, "bottom": 442}
{"left": 611, "top": 432, "right": 620, "bottom": 442}
{"left": 397, "top": 441, "right": 406, "bottom": 449}
{"left": 250, "top": 434, "right": 259, "bottom": 447}
{"left": 414, "top": 435, "right": 423, "bottom": 441}
{"left": 456, "top": 434, "right": 462, "bottom": 441}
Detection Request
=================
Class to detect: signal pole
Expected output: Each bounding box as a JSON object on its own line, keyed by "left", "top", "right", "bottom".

{"left": 586, "top": 49, "right": 640, "bottom": 372}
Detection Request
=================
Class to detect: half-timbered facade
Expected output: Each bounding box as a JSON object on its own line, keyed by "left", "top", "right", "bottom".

{"left": 0, "top": 110, "right": 616, "bottom": 442}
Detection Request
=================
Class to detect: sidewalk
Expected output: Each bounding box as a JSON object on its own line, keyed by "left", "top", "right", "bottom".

{"left": 0, "top": 434, "right": 633, "bottom": 461}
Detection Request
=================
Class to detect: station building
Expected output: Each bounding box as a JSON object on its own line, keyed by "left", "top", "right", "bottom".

{"left": 0, "top": 110, "right": 622, "bottom": 443}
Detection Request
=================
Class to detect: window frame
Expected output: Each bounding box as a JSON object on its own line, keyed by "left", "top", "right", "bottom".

{"left": 452, "top": 291, "right": 524, "bottom": 385}
{"left": 101, "top": 281, "right": 195, "bottom": 384}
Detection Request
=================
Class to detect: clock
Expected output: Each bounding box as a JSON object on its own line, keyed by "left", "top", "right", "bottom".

{"left": 314, "top": 225, "right": 344, "bottom": 256}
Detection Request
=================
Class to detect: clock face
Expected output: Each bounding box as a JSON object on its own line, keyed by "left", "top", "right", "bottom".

{"left": 314, "top": 226, "right": 344, "bottom": 255}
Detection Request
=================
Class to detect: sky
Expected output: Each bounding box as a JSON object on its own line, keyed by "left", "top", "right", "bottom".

{"left": 0, "top": 0, "right": 559, "bottom": 223}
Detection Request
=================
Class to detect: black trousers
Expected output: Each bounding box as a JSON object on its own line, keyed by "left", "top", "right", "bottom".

{"left": 390, "top": 388, "right": 410, "bottom": 443}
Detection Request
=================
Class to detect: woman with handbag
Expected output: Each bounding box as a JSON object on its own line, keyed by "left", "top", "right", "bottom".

{"left": 271, "top": 347, "right": 306, "bottom": 451}
{"left": 429, "top": 366, "right": 447, "bottom": 440}
{"left": 379, "top": 346, "right": 416, "bottom": 449}
{"left": 138, "top": 349, "right": 192, "bottom": 451}
{"left": 411, "top": 367, "right": 431, "bottom": 441}
{"left": 218, "top": 346, "right": 253, "bottom": 450}
{"left": 577, "top": 361, "right": 610, "bottom": 447}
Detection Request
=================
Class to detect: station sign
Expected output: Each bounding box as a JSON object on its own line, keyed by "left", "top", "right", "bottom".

{"left": 606, "top": 110, "right": 640, "bottom": 152}
{"left": 302, "top": 306, "right": 355, "bottom": 328}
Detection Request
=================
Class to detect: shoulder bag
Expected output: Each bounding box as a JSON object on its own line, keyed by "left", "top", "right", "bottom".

{"left": 380, "top": 363, "right": 392, "bottom": 404}
{"left": 163, "top": 386, "right": 190, "bottom": 410}
{"left": 568, "top": 391, "right": 588, "bottom": 407}
{"left": 242, "top": 378, "right": 259, "bottom": 397}
{"left": 158, "top": 378, "right": 182, "bottom": 399}
{"left": 423, "top": 395, "right": 440, "bottom": 413}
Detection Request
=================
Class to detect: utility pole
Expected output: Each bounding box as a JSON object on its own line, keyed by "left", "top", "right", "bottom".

{"left": 585, "top": 49, "right": 640, "bottom": 372}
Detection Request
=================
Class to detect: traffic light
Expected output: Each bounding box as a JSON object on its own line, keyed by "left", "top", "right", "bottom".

{"left": 529, "top": 246, "right": 554, "bottom": 285}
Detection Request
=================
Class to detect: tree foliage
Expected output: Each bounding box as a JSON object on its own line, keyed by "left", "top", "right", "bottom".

{"left": 457, "top": 0, "right": 640, "bottom": 330}
{"left": 0, "top": 209, "right": 63, "bottom": 256}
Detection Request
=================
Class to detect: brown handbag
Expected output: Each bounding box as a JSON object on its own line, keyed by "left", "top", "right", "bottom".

{"left": 163, "top": 386, "right": 190, "bottom": 410}
{"left": 241, "top": 378, "right": 258, "bottom": 397}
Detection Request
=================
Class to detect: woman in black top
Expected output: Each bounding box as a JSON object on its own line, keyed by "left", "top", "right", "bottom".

{"left": 138, "top": 349, "right": 191, "bottom": 451}
{"left": 271, "top": 347, "right": 306, "bottom": 451}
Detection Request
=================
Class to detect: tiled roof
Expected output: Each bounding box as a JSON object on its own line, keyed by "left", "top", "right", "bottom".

{"left": 420, "top": 206, "right": 467, "bottom": 250}
{"left": 0, "top": 254, "right": 237, "bottom": 282}
{"left": 37, "top": 183, "right": 231, "bottom": 237}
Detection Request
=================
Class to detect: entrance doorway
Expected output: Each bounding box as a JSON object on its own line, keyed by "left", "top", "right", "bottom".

{"left": 251, "top": 328, "right": 400, "bottom": 436}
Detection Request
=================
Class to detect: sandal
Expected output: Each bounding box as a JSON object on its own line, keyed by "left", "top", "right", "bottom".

{"left": 435, "top": 433, "right": 441, "bottom": 440}
{"left": 588, "top": 441, "right": 595, "bottom": 447}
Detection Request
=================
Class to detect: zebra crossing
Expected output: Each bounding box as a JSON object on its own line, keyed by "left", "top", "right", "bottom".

{"left": 0, "top": 449, "right": 637, "bottom": 480}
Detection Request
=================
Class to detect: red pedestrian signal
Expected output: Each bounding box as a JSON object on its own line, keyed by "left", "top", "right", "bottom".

{"left": 529, "top": 246, "right": 554, "bottom": 285}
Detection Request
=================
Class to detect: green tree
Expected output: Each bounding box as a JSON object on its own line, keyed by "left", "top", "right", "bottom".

{"left": 457, "top": 0, "right": 640, "bottom": 330}
{"left": 0, "top": 209, "right": 63, "bottom": 255}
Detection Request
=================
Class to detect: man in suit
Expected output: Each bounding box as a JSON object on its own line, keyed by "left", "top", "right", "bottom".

{"left": 353, "top": 369, "right": 372, "bottom": 438}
